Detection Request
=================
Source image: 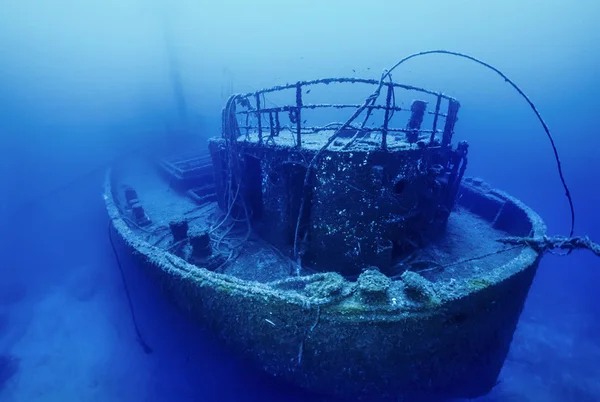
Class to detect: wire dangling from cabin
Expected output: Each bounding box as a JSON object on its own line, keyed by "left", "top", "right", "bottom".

{"left": 289, "top": 50, "right": 577, "bottom": 259}
{"left": 381, "top": 50, "right": 575, "bottom": 239}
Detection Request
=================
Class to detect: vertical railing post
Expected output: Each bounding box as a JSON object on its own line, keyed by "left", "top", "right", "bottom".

{"left": 269, "top": 112, "right": 275, "bottom": 140}
{"left": 275, "top": 110, "right": 281, "bottom": 137}
{"left": 255, "top": 92, "right": 262, "bottom": 144}
{"left": 406, "top": 100, "right": 427, "bottom": 143}
{"left": 381, "top": 83, "right": 393, "bottom": 151}
{"left": 245, "top": 113, "right": 250, "bottom": 139}
{"left": 442, "top": 99, "right": 460, "bottom": 148}
{"left": 295, "top": 83, "right": 302, "bottom": 149}
{"left": 429, "top": 95, "right": 442, "bottom": 145}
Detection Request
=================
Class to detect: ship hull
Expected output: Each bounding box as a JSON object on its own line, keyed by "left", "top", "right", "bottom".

{"left": 104, "top": 167, "right": 545, "bottom": 401}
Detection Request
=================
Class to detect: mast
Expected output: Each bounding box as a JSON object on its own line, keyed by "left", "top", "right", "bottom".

{"left": 161, "top": 13, "right": 188, "bottom": 133}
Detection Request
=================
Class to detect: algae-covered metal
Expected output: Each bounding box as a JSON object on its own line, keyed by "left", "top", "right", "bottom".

{"left": 104, "top": 76, "right": 548, "bottom": 401}
{"left": 105, "top": 165, "right": 545, "bottom": 401}
{"left": 212, "top": 78, "right": 468, "bottom": 277}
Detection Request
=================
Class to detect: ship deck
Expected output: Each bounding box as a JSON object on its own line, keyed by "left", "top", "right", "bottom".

{"left": 111, "top": 157, "right": 525, "bottom": 286}
{"left": 236, "top": 129, "right": 428, "bottom": 152}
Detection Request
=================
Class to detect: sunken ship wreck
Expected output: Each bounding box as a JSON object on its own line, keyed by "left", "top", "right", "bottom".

{"left": 104, "top": 75, "right": 547, "bottom": 401}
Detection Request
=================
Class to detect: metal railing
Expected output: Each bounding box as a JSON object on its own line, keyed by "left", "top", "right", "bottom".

{"left": 224, "top": 77, "right": 460, "bottom": 151}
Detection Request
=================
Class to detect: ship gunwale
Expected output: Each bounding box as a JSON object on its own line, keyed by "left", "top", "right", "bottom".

{"left": 104, "top": 165, "right": 546, "bottom": 319}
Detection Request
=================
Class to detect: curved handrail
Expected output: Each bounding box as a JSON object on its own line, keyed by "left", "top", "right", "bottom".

{"left": 222, "top": 77, "right": 461, "bottom": 150}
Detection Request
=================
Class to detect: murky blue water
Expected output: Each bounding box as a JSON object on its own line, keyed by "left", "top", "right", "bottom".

{"left": 1, "top": 1, "right": 599, "bottom": 401}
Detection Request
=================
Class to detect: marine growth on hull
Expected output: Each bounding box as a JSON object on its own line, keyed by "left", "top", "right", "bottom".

{"left": 106, "top": 53, "right": 599, "bottom": 401}
{"left": 109, "top": 74, "right": 551, "bottom": 402}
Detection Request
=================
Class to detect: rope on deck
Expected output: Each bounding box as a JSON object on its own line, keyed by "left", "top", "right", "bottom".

{"left": 498, "top": 236, "right": 600, "bottom": 257}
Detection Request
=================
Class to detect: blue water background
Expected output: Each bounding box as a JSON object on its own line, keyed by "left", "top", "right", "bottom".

{"left": 0, "top": 1, "right": 598, "bottom": 401}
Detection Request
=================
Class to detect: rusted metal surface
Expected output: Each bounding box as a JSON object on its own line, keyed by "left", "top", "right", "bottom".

{"left": 212, "top": 77, "right": 468, "bottom": 276}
